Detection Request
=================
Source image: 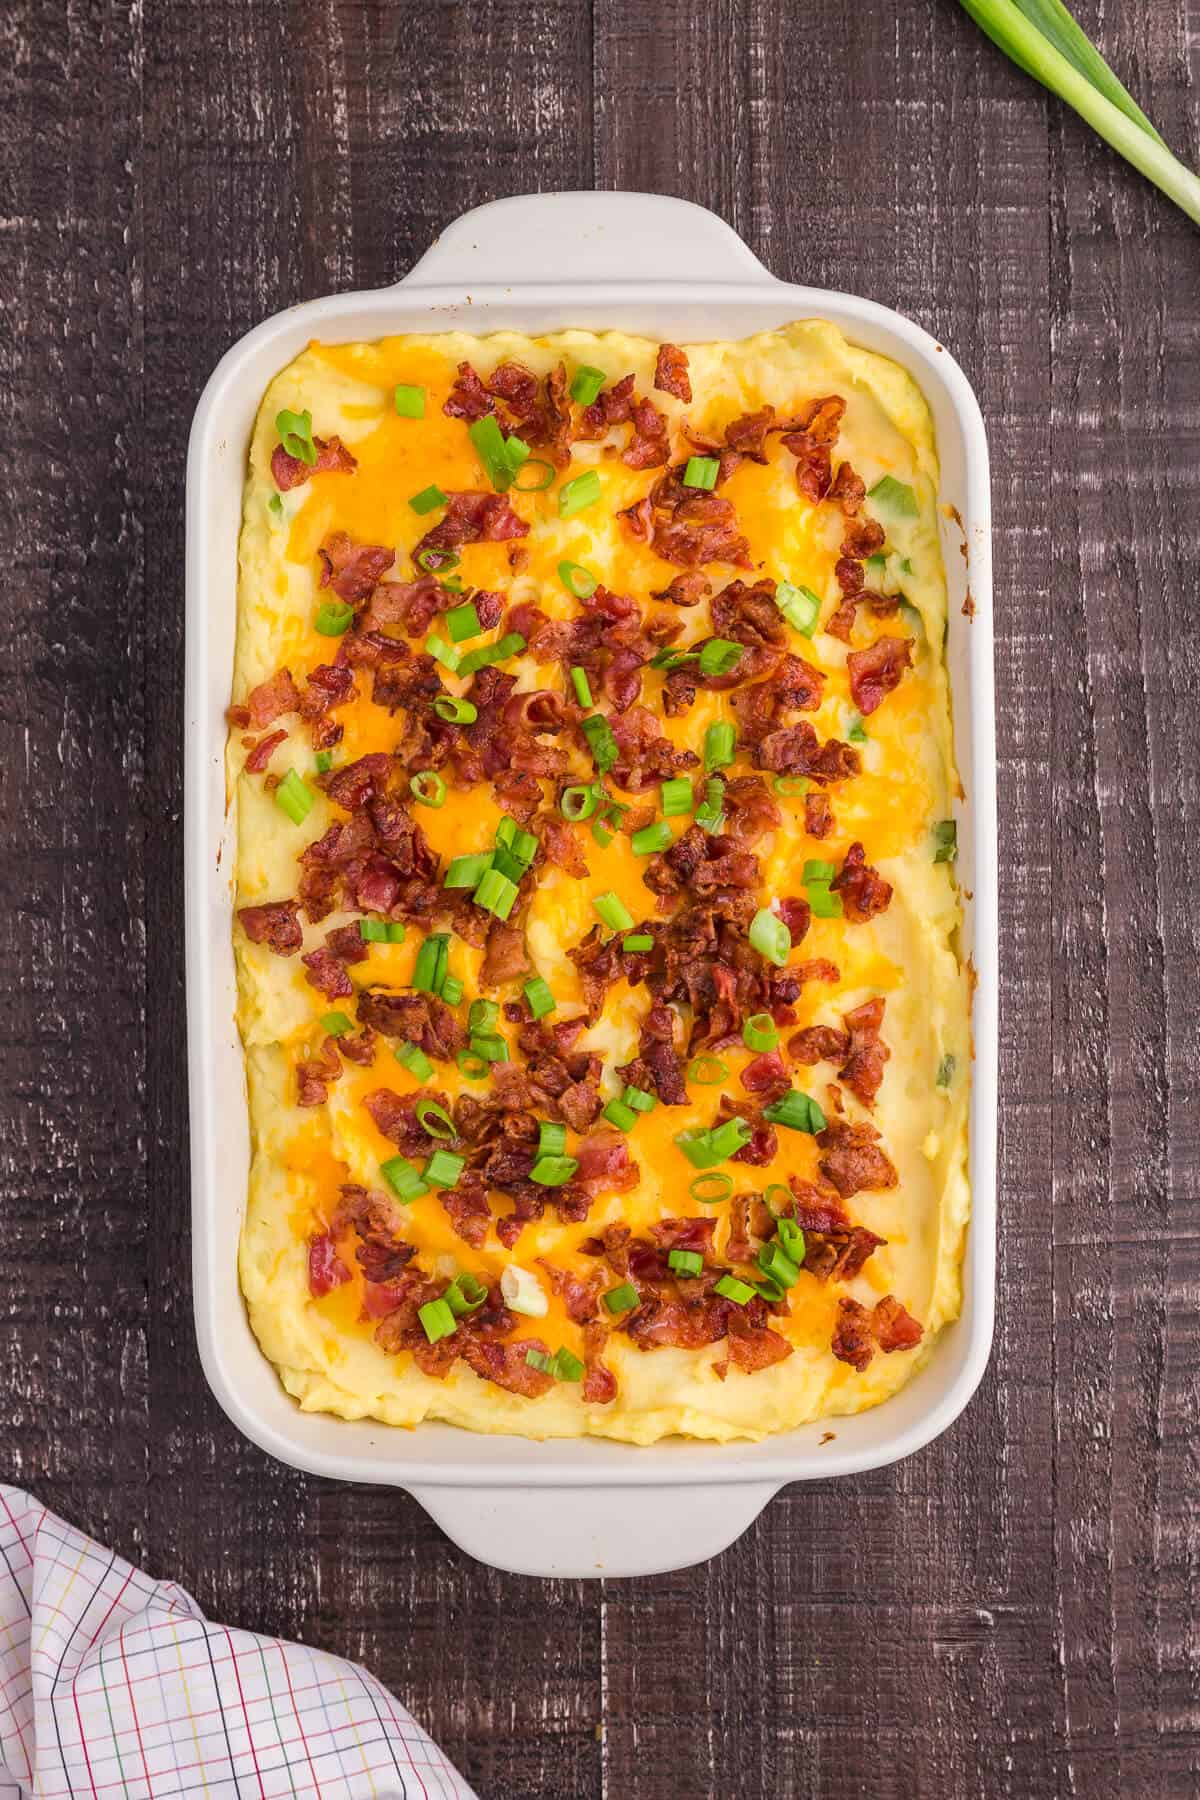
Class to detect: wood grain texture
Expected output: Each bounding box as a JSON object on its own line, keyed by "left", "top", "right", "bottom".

{"left": 1, "top": 1, "right": 1196, "bottom": 1795}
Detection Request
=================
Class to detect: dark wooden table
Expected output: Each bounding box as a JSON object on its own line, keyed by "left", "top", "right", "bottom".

{"left": 4, "top": 2, "right": 1197, "bottom": 1795}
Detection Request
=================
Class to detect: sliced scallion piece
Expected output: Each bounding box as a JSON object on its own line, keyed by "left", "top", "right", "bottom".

{"left": 762, "top": 1089, "right": 826, "bottom": 1134}
{"left": 603, "top": 1282, "right": 639, "bottom": 1314}
{"left": 868, "top": 474, "right": 919, "bottom": 520}
{"left": 395, "top": 1040, "right": 434, "bottom": 1081}
{"left": 456, "top": 632, "right": 527, "bottom": 678}
{"left": 559, "top": 470, "right": 601, "bottom": 518}
{"left": 274, "top": 770, "right": 313, "bottom": 825}
{"left": 933, "top": 819, "right": 958, "bottom": 863}
{"left": 320, "top": 1011, "right": 353, "bottom": 1036}
{"left": 381, "top": 1156, "right": 429, "bottom": 1203}
{"left": 622, "top": 934, "right": 653, "bottom": 954}
{"left": 698, "top": 638, "right": 742, "bottom": 678}
{"left": 686, "top": 1055, "right": 727, "bottom": 1085}
{"left": 529, "top": 1154, "right": 579, "bottom": 1187}
{"left": 409, "top": 483, "right": 447, "bottom": 515}
{"left": 560, "top": 561, "right": 598, "bottom": 600}
{"left": 668, "top": 1248, "right": 704, "bottom": 1277}
{"left": 682, "top": 455, "right": 719, "bottom": 490}
{"left": 775, "top": 582, "right": 821, "bottom": 637}
{"left": 748, "top": 908, "right": 790, "bottom": 967}
{"left": 742, "top": 1014, "right": 779, "bottom": 1053}
{"left": 315, "top": 600, "right": 355, "bottom": 636}
{"left": 433, "top": 695, "right": 477, "bottom": 724}
{"left": 570, "top": 365, "right": 606, "bottom": 405}
{"left": 524, "top": 976, "right": 556, "bottom": 1020}
{"left": 570, "top": 666, "right": 593, "bottom": 708}
{"left": 631, "top": 821, "right": 672, "bottom": 856}
{"left": 580, "top": 713, "right": 618, "bottom": 774}
{"left": 412, "top": 932, "right": 449, "bottom": 996}
{"left": 275, "top": 407, "right": 317, "bottom": 465}
{"left": 394, "top": 384, "right": 425, "bottom": 418}
{"left": 469, "top": 413, "right": 516, "bottom": 492}
{"left": 715, "top": 1273, "right": 755, "bottom": 1304}
{"left": 443, "top": 852, "right": 494, "bottom": 889}
{"left": 418, "top": 1296, "right": 457, "bottom": 1342}
{"left": 704, "top": 722, "right": 735, "bottom": 772}
{"left": 594, "top": 892, "right": 634, "bottom": 933}
{"left": 410, "top": 770, "right": 447, "bottom": 808}
{"left": 445, "top": 601, "right": 482, "bottom": 643}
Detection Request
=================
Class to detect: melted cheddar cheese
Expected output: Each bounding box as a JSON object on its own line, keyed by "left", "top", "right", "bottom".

{"left": 232, "top": 322, "right": 970, "bottom": 1444}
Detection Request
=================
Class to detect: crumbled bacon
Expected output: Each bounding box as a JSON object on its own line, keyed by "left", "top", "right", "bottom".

{"left": 301, "top": 947, "right": 354, "bottom": 1000}
{"left": 832, "top": 1294, "right": 923, "bottom": 1370}
{"left": 654, "top": 343, "right": 692, "bottom": 403}
{"left": 444, "top": 361, "right": 494, "bottom": 422}
{"left": 413, "top": 491, "right": 528, "bottom": 565}
{"left": 830, "top": 842, "right": 893, "bottom": 922}
{"left": 360, "top": 575, "right": 445, "bottom": 636}
{"left": 739, "top": 1050, "right": 790, "bottom": 1101}
{"left": 847, "top": 635, "right": 913, "bottom": 715}
{"left": 439, "top": 1180, "right": 492, "bottom": 1248}
{"left": 480, "top": 922, "right": 532, "bottom": 989}
{"left": 538, "top": 1260, "right": 602, "bottom": 1324}
{"left": 817, "top": 1119, "right": 899, "bottom": 1197}
{"left": 805, "top": 791, "right": 834, "bottom": 838}
{"left": 727, "top": 1314, "right": 793, "bottom": 1372}
{"left": 238, "top": 900, "right": 303, "bottom": 955}
{"left": 574, "top": 1130, "right": 639, "bottom": 1198}
{"left": 872, "top": 1294, "right": 924, "bottom": 1353}
{"left": 625, "top": 1296, "right": 731, "bottom": 1350}
{"left": 459, "top": 1335, "right": 555, "bottom": 1398}
{"left": 839, "top": 998, "right": 889, "bottom": 1107}
{"left": 356, "top": 991, "right": 466, "bottom": 1061}
{"left": 581, "top": 1321, "right": 618, "bottom": 1404}
{"left": 307, "top": 1231, "right": 351, "bottom": 1297}
{"left": 724, "top": 406, "right": 775, "bottom": 458}
{"left": 243, "top": 728, "right": 287, "bottom": 773}
{"left": 653, "top": 571, "right": 711, "bottom": 607}
{"left": 297, "top": 1039, "right": 342, "bottom": 1108}
{"left": 751, "top": 720, "right": 860, "bottom": 785}
{"left": 777, "top": 897, "right": 811, "bottom": 946}
{"left": 364, "top": 1087, "right": 458, "bottom": 1157}
{"left": 318, "top": 531, "right": 395, "bottom": 603}
{"left": 317, "top": 752, "right": 391, "bottom": 813}
{"left": 828, "top": 463, "right": 866, "bottom": 516}
{"left": 227, "top": 668, "right": 300, "bottom": 731}
{"left": 608, "top": 705, "right": 700, "bottom": 792}
{"left": 272, "top": 436, "right": 356, "bottom": 492}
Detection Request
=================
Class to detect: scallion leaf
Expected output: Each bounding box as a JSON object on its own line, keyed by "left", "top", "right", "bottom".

{"left": 274, "top": 770, "right": 313, "bottom": 825}
{"left": 524, "top": 976, "right": 556, "bottom": 1020}
{"left": 444, "top": 852, "right": 494, "bottom": 890}
{"left": 570, "top": 365, "right": 606, "bottom": 405}
{"left": 395, "top": 1040, "right": 434, "bottom": 1081}
{"left": 529, "top": 1154, "right": 579, "bottom": 1187}
{"left": 668, "top": 1248, "right": 704, "bottom": 1277}
{"left": 559, "top": 470, "right": 601, "bottom": 518}
{"left": 631, "top": 821, "right": 672, "bottom": 856}
{"left": 933, "top": 819, "right": 958, "bottom": 863}
{"left": 868, "top": 475, "right": 919, "bottom": 520}
{"left": 775, "top": 582, "right": 821, "bottom": 637}
{"left": 418, "top": 1297, "right": 457, "bottom": 1342}
{"left": 704, "top": 722, "right": 735, "bottom": 772}
{"left": 473, "top": 867, "right": 519, "bottom": 920}
{"left": 603, "top": 1282, "right": 639, "bottom": 1314}
{"left": 594, "top": 892, "right": 634, "bottom": 932}
{"left": 748, "top": 907, "right": 790, "bottom": 966}
{"left": 409, "top": 483, "right": 447, "bottom": 515}
{"left": 433, "top": 695, "right": 478, "bottom": 724}
{"left": 455, "top": 632, "right": 527, "bottom": 678}
{"left": 580, "top": 713, "right": 618, "bottom": 774}
{"left": 469, "top": 413, "right": 516, "bottom": 492}
{"left": 275, "top": 408, "right": 317, "bottom": 465}
{"left": 315, "top": 601, "right": 355, "bottom": 637}
{"left": 683, "top": 455, "right": 719, "bottom": 490}
{"left": 560, "top": 561, "right": 598, "bottom": 600}
{"left": 320, "top": 1011, "right": 353, "bottom": 1036}
{"left": 410, "top": 770, "right": 447, "bottom": 808}
{"left": 445, "top": 601, "right": 482, "bottom": 643}
{"left": 570, "top": 666, "right": 593, "bottom": 708}
{"left": 762, "top": 1089, "right": 826, "bottom": 1134}
{"left": 698, "top": 638, "right": 743, "bottom": 678}
{"left": 394, "top": 384, "right": 425, "bottom": 418}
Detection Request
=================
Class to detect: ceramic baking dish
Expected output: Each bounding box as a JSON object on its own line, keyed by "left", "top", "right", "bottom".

{"left": 185, "top": 190, "right": 996, "bottom": 1579}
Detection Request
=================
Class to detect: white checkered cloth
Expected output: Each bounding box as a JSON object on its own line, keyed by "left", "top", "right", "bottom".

{"left": 0, "top": 1486, "right": 476, "bottom": 1799}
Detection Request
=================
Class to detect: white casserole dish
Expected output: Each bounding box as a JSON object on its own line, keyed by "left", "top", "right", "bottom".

{"left": 186, "top": 191, "right": 996, "bottom": 1579}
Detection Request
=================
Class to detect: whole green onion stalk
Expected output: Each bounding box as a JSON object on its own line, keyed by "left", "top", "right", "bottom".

{"left": 958, "top": 0, "right": 1200, "bottom": 227}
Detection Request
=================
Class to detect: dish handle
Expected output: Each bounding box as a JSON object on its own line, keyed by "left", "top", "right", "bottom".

{"left": 407, "top": 1479, "right": 779, "bottom": 1579}
{"left": 401, "top": 191, "right": 773, "bottom": 290}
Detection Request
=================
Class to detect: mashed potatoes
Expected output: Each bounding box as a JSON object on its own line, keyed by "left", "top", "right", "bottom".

{"left": 230, "top": 322, "right": 970, "bottom": 1444}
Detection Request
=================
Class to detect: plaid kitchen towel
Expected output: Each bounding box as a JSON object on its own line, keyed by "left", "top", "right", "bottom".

{"left": 0, "top": 1486, "right": 476, "bottom": 1799}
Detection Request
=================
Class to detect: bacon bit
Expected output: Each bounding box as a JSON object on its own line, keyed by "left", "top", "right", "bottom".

{"left": 739, "top": 1050, "right": 790, "bottom": 1101}
{"left": 625, "top": 1295, "right": 731, "bottom": 1351}
{"left": 839, "top": 998, "right": 889, "bottom": 1107}
{"left": 727, "top": 1315, "right": 793, "bottom": 1372}
{"left": 357, "top": 991, "right": 466, "bottom": 1061}
{"left": 724, "top": 406, "right": 775, "bottom": 458}
{"left": 237, "top": 900, "right": 303, "bottom": 955}
{"left": 751, "top": 720, "right": 860, "bottom": 785}
{"left": 847, "top": 635, "right": 914, "bottom": 715}
{"left": 832, "top": 1293, "right": 923, "bottom": 1370}
{"left": 828, "top": 462, "right": 867, "bottom": 516}
{"left": 272, "top": 436, "right": 356, "bottom": 493}
{"left": 243, "top": 727, "right": 287, "bottom": 773}
{"left": 460, "top": 1336, "right": 555, "bottom": 1398}
{"left": 805, "top": 791, "right": 834, "bottom": 838}
{"left": 533, "top": 810, "right": 589, "bottom": 880}
{"left": 652, "top": 571, "right": 711, "bottom": 607}
{"left": 817, "top": 1119, "right": 899, "bottom": 1197}
{"left": 830, "top": 842, "right": 893, "bottom": 922}
{"left": 842, "top": 515, "right": 885, "bottom": 559}
{"left": 413, "top": 490, "right": 528, "bottom": 565}
{"left": 301, "top": 947, "right": 354, "bottom": 1000}
{"left": 609, "top": 705, "right": 701, "bottom": 793}
{"left": 307, "top": 1232, "right": 351, "bottom": 1297}
{"left": 722, "top": 776, "right": 783, "bottom": 848}
{"left": 777, "top": 896, "right": 811, "bottom": 946}
{"left": 794, "top": 958, "right": 841, "bottom": 987}
{"left": 654, "top": 343, "right": 692, "bottom": 402}
{"left": 364, "top": 1087, "right": 458, "bottom": 1157}
{"left": 646, "top": 484, "right": 751, "bottom": 570}
{"left": 623, "top": 395, "right": 671, "bottom": 470}
{"left": 580, "top": 372, "right": 636, "bottom": 434}
{"left": 318, "top": 531, "right": 396, "bottom": 603}
{"left": 480, "top": 921, "right": 532, "bottom": 989}
{"left": 439, "top": 1181, "right": 492, "bottom": 1248}
{"left": 635, "top": 1000, "right": 689, "bottom": 1106}
{"left": 335, "top": 1026, "right": 376, "bottom": 1067}
{"left": 228, "top": 668, "right": 300, "bottom": 731}
{"left": 787, "top": 1024, "right": 848, "bottom": 1066}
{"left": 538, "top": 1259, "right": 603, "bottom": 1324}
{"left": 648, "top": 1216, "right": 717, "bottom": 1256}
{"left": 316, "top": 752, "right": 391, "bottom": 813}
{"left": 802, "top": 1224, "right": 886, "bottom": 1284}
{"left": 574, "top": 1130, "right": 640, "bottom": 1197}
{"left": 581, "top": 1321, "right": 618, "bottom": 1404}
{"left": 444, "top": 361, "right": 494, "bottom": 421}
{"left": 359, "top": 575, "right": 445, "bottom": 637}
{"left": 297, "top": 1038, "right": 342, "bottom": 1108}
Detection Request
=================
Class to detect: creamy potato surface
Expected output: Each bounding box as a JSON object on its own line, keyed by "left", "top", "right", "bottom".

{"left": 231, "top": 323, "right": 970, "bottom": 1443}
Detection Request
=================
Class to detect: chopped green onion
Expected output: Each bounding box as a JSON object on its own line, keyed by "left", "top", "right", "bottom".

{"left": 315, "top": 600, "right": 355, "bottom": 636}
{"left": 473, "top": 867, "right": 518, "bottom": 921}
{"left": 591, "top": 818, "right": 614, "bottom": 848}
{"left": 742, "top": 1014, "right": 779, "bottom": 1053}
{"left": 314, "top": 750, "right": 334, "bottom": 773}
{"left": 570, "top": 666, "right": 593, "bottom": 708}
{"left": 687, "top": 1055, "right": 728, "bottom": 1085}
{"left": 551, "top": 1346, "right": 584, "bottom": 1382}
{"left": 694, "top": 776, "right": 726, "bottom": 835}
{"left": 937, "top": 1052, "right": 957, "bottom": 1088}
{"left": 410, "top": 770, "right": 447, "bottom": 809}
{"left": 668, "top": 1248, "right": 704, "bottom": 1277}
{"left": 320, "top": 1011, "right": 353, "bottom": 1036}
{"left": 416, "top": 547, "right": 461, "bottom": 574}
{"left": 806, "top": 882, "right": 843, "bottom": 919}
{"left": 538, "top": 1119, "right": 567, "bottom": 1158}
{"left": 933, "top": 819, "right": 958, "bottom": 863}
{"left": 529, "top": 1154, "right": 579, "bottom": 1187}
{"left": 388, "top": 921, "right": 407, "bottom": 942}
{"left": 560, "top": 561, "right": 598, "bottom": 600}
{"left": 433, "top": 695, "right": 477, "bottom": 724}
{"left": 691, "top": 1172, "right": 733, "bottom": 1204}
{"left": 445, "top": 1270, "right": 488, "bottom": 1315}
{"left": 525, "top": 1348, "right": 553, "bottom": 1375}
{"left": 268, "top": 493, "right": 284, "bottom": 521}
{"left": 675, "top": 1118, "right": 752, "bottom": 1169}
{"left": 513, "top": 458, "right": 555, "bottom": 491}
{"left": 775, "top": 582, "right": 821, "bottom": 637}
{"left": 456, "top": 632, "right": 527, "bottom": 678}
{"left": 412, "top": 932, "right": 449, "bottom": 996}
{"left": 773, "top": 775, "right": 809, "bottom": 797}
{"left": 763, "top": 1090, "right": 826, "bottom": 1134}
{"left": 683, "top": 455, "right": 719, "bottom": 490}
{"left": 275, "top": 407, "right": 317, "bottom": 465}
{"left": 868, "top": 474, "right": 919, "bottom": 519}
{"left": 622, "top": 934, "right": 653, "bottom": 954}
{"left": 650, "top": 646, "right": 699, "bottom": 672}
{"left": 441, "top": 576, "right": 465, "bottom": 594}
{"left": 570, "top": 364, "right": 607, "bottom": 405}
{"left": 502, "top": 433, "right": 530, "bottom": 474}
{"left": 560, "top": 783, "right": 599, "bottom": 822}
{"left": 757, "top": 1242, "right": 801, "bottom": 1289}
{"left": 445, "top": 601, "right": 482, "bottom": 643}
{"left": 456, "top": 1048, "right": 490, "bottom": 1080}
{"left": 444, "top": 852, "right": 494, "bottom": 889}
{"left": 393, "top": 383, "right": 425, "bottom": 418}
{"left": 847, "top": 715, "right": 868, "bottom": 744}
{"left": 660, "top": 777, "right": 693, "bottom": 817}
{"left": 594, "top": 891, "right": 634, "bottom": 932}
{"left": 524, "top": 976, "right": 556, "bottom": 1020}
{"left": 603, "top": 1098, "right": 638, "bottom": 1132}
{"left": 619, "top": 1087, "right": 654, "bottom": 1116}
{"left": 698, "top": 638, "right": 743, "bottom": 678}
{"left": 440, "top": 974, "right": 463, "bottom": 1005}
{"left": 559, "top": 470, "right": 601, "bottom": 518}
{"left": 704, "top": 722, "right": 735, "bottom": 772}
{"left": 274, "top": 770, "right": 313, "bottom": 825}
{"left": 803, "top": 858, "right": 836, "bottom": 883}
{"left": 749, "top": 908, "right": 790, "bottom": 966}
{"left": 715, "top": 1274, "right": 756, "bottom": 1304}
{"left": 418, "top": 1297, "right": 457, "bottom": 1343}
{"left": 603, "top": 1282, "right": 639, "bottom": 1314}
{"left": 409, "top": 483, "right": 447, "bottom": 515}
{"left": 359, "top": 917, "right": 388, "bottom": 942}
{"left": 468, "top": 999, "right": 499, "bottom": 1035}
{"left": 776, "top": 1216, "right": 806, "bottom": 1263}
{"left": 580, "top": 713, "right": 618, "bottom": 774}
{"left": 469, "top": 414, "right": 517, "bottom": 492}
{"left": 424, "top": 632, "right": 459, "bottom": 671}
{"left": 631, "top": 821, "right": 672, "bottom": 856}
{"left": 381, "top": 1156, "right": 429, "bottom": 1203}
{"left": 764, "top": 1183, "right": 794, "bottom": 1218}
{"left": 495, "top": 815, "right": 538, "bottom": 865}
{"left": 424, "top": 1148, "right": 465, "bottom": 1188}
{"left": 415, "top": 1098, "right": 455, "bottom": 1140}
{"left": 468, "top": 1032, "right": 508, "bottom": 1064}
{"left": 395, "top": 1040, "right": 434, "bottom": 1081}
